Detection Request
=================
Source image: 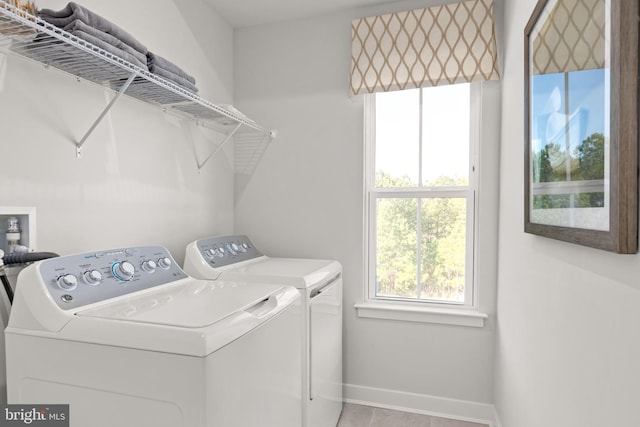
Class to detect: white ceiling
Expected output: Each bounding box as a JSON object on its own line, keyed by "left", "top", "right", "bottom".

{"left": 205, "top": 0, "right": 395, "bottom": 28}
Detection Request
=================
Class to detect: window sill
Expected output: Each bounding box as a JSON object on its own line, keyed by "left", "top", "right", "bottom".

{"left": 354, "top": 302, "right": 488, "bottom": 328}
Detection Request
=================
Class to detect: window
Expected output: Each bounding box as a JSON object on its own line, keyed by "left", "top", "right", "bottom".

{"left": 365, "top": 83, "right": 478, "bottom": 307}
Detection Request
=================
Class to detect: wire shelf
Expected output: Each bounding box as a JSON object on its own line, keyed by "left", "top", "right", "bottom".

{"left": 0, "top": 1, "right": 275, "bottom": 167}
{"left": 234, "top": 131, "right": 273, "bottom": 175}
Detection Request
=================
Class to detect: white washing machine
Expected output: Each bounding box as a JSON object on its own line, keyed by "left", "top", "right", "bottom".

{"left": 5, "top": 245, "right": 302, "bottom": 427}
{"left": 184, "top": 235, "right": 343, "bottom": 427}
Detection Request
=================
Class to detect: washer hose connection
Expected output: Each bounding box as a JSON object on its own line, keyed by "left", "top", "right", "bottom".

{"left": 0, "top": 249, "right": 59, "bottom": 304}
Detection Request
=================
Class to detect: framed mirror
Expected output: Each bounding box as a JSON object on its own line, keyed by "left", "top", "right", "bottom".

{"left": 524, "top": 0, "right": 638, "bottom": 253}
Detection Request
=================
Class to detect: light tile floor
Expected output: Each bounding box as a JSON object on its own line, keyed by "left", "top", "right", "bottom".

{"left": 336, "top": 403, "right": 489, "bottom": 427}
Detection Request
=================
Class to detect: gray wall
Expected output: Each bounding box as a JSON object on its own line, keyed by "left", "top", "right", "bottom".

{"left": 0, "top": 0, "right": 235, "bottom": 263}
{"left": 5, "top": 0, "right": 633, "bottom": 425}
{"left": 234, "top": 1, "right": 502, "bottom": 421}
{"left": 494, "top": 1, "right": 640, "bottom": 426}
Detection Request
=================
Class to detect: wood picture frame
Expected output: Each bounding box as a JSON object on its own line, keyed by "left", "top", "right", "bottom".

{"left": 524, "top": 0, "right": 638, "bottom": 253}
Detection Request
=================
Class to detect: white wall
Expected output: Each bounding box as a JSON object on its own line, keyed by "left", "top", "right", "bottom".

{"left": 494, "top": 1, "right": 640, "bottom": 426}
{"left": 0, "top": 0, "right": 235, "bottom": 263}
{"left": 234, "top": 1, "right": 502, "bottom": 421}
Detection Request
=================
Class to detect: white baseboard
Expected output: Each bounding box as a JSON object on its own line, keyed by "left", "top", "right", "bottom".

{"left": 343, "top": 383, "right": 501, "bottom": 427}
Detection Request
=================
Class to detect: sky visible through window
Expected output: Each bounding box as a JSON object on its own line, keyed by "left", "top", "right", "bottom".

{"left": 371, "top": 84, "right": 472, "bottom": 304}
{"left": 530, "top": 68, "right": 607, "bottom": 180}
{"left": 375, "top": 84, "right": 470, "bottom": 186}
{"left": 529, "top": 67, "right": 610, "bottom": 231}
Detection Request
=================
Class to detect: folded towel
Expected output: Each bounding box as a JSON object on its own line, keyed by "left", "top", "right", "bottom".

{"left": 68, "top": 29, "right": 148, "bottom": 70}
{"left": 64, "top": 19, "right": 148, "bottom": 70}
{"left": 150, "top": 64, "right": 198, "bottom": 93}
{"left": 63, "top": 19, "right": 148, "bottom": 70}
{"left": 38, "top": 2, "right": 147, "bottom": 55}
{"left": 146, "top": 51, "right": 196, "bottom": 85}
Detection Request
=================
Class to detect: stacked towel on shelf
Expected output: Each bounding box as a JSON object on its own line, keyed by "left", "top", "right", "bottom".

{"left": 147, "top": 51, "right": 198, "bottom": 93}
{"left": 37, "top": 2, "right": 148, "bottom": 70}
{"left": 34, "top": 1, "right": 200, "bottom": 96}
{"left": 62, "top": 20, "right": 147, "bottom": 69}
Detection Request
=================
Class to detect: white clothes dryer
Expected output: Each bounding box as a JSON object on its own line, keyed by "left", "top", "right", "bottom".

{"left": 184, "top": 235, "right": 343, "bottom": 427}
{"left": 5, "top": 246, "right": 302, "bottom": 427}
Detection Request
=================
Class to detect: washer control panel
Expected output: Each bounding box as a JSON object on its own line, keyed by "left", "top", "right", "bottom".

{"left": 38, "top": 246, "right": 188, "bottom": 310}
{"left": 194, "top": 235, "right": 263, "bottom": 268}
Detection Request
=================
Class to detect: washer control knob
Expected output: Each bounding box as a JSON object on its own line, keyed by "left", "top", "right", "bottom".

{"left": 225, "top": 243, "right": 237, "bottom": 255}
{"left": 141, "top": 260, "right": 157, "bottom": 273}
{"left": 216, "top": 247, "right": 225, "bottom": 257}
{"left": 203, "top": 249, "right": 216, "bottom": 259}
{"left": 157, "top": 257, "right": 172, "bottom": 269}
{"left": 113, "top": 261, "right": 135, "bottom": 281}
{"left": 83, "top": 270, "right": 103, "bottom": 285}
{"left": 57, "top": 274, "right": 78, "bottom": 291}
{"left": 231, "top": 243, "right": 239, "bottom": 252}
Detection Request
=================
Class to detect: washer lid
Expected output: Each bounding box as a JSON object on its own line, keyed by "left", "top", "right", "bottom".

{"left": 77, "top": 279, "right": 285, "bottom": 328}
{"left": 38, "top": 278, "right": 302, "bottom": 357}
{"left": 220, "top": 257, "right": 342, "bottom": 289}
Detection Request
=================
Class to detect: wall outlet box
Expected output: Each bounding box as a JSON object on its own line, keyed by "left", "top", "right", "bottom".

{"left": 0, "top": 207, "right": 36, "bottom": 289}
{"left": 0, "top": 206, "right": 36, "bottom": 254}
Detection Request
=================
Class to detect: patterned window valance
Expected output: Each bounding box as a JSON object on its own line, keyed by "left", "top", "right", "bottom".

{"left": 349, "top": 0, "right": 500, "bottom": 96}
{"left": 531, "top": 0, "right": 605, "bottom": 75}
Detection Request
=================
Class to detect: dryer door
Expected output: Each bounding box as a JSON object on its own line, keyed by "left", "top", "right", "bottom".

{"left": 308, "top": 276, "right": 343, "bottom": 427}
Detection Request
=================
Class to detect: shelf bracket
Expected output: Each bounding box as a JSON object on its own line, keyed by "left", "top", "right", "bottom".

{"left": 75, "top": 72, "right": 137, "bottom": 158}
{"left": 197, "top": 123, "right": 243, "bottom": 171}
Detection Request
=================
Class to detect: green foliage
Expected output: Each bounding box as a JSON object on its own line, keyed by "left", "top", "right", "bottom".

{"left": 375, "top": 171, "right": 415, "bottom": 188}
{"left": 532, "top": 132, "right": 605, "bottom": 209}
{"left": 534, "top": 143, "right": 562, "bottom": 183}
{"left": 575, "top": 132, "right": 605, "bottom": 180}
{"left": 421, "top": 198, "right": 466, "bottom": 300}
{"left": 375, "top": 172, "right": 467, "bottom": 302}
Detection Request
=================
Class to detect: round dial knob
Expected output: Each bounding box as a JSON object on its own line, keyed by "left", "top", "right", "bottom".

{"left": 225, "top": 243, "right": 237, "bottom": 255}
{"left": 230, "top": 243, "right": 239, "bottom": 252}
{"left": 83, "top": 270, "right": 103, "bottom": 285}
{"left": 157, "top": 257, "right": 172, "bottom": 269}
{"left": 57, "top": 274, "right": 78, "bottom": 291}
{"left": 113, "top": 261, "right": 135, "bottom": 281}
{"left": 204, "top": 249, "right": 216, "bottom": 259}
{"left": 141, "top": 259, "right": 157, "bottom": 273}
{"left": 216, "top": 247, "right": 225, "bottom": 257}
{"left": 237, "top": 243, "right": 247, "bottom": 253}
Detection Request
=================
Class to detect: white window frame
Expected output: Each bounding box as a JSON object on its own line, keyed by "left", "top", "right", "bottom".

{"left": 357, "top": 83, "right": 487, "bottom": 327}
